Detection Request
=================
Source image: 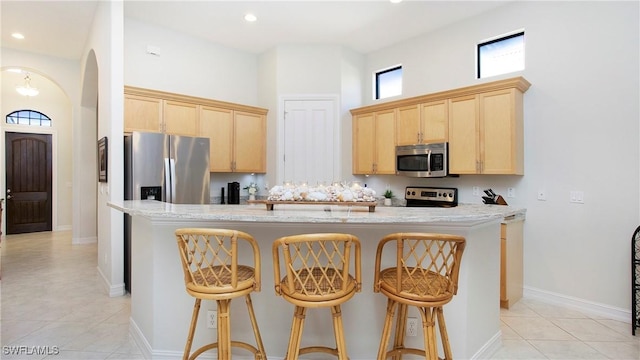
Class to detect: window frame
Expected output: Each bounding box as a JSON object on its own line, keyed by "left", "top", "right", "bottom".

{"left": 374, "top": 65, "right": 403, "bottom": 100}
{"left": 477, "top": 30, "right": 525, "bottom": 79}
{"left": 6, "top": 109, "right": 52, "bottom": 127}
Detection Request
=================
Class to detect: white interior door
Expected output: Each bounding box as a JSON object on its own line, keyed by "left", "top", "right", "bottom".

{"left": 283, "top": 98, "right": 338, "bottom": 184}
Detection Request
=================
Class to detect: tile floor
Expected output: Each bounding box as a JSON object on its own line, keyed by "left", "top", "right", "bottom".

{"left": 1, "top": 231, "right": 639, "bottom": 360}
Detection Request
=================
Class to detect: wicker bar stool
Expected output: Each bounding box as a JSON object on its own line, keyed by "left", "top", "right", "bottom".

{"left": 374, "top": 233, "right": 466, "bottom": 360}
{"left": 272, "top": 233, "right": 362, "bottom": 360}
{"left": 175, "top": 228, "right": 266, "bottom": 360}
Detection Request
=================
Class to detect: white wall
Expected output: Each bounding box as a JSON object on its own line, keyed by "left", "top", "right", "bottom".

{"left": 0, "top": 50, "right": 78, "bottom": 233}
{"left": 360, "top": 1, "right": 639, "bottom": 314}
{"left": 81, "top": 0, "right": 126, "bottom": 296}
{"left": 124, "top": 18, "right": 258, "bottom": 105}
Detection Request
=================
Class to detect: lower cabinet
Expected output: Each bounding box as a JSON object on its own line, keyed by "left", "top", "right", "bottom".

{"left": 501, "top": 219, "right": 524, "bottom": 308}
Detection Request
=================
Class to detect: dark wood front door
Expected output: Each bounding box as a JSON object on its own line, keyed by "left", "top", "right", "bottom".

{"left": 5, "top": 132, "right": 53, "bottom": 234}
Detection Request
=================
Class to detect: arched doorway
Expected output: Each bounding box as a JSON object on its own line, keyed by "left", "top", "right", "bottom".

{"left": 1, "top": 68, "right": 73, "bottom": 236}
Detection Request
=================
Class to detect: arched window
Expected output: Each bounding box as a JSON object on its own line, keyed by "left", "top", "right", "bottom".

{"left": 6, "top": 110, "right": 51, "bottom": 127}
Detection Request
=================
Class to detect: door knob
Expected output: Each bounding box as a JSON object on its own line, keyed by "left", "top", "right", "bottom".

{"left": 7, "top": 194, "right": 12, "bottom": 200}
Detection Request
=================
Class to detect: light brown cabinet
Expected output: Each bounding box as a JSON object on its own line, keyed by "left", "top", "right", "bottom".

{"left": 396, "top": 100, "right": 448, "bottom": 146}
{"left": 163, "top": 100, "right": 199, "bottom": 137}
{"left": 352, "top": 109, "right": 396, "bottom": 174}
{"left": 199, "top": 106, "right": 266, "bottom": 173}
{"left": 125, "top": 86, "right": 268, "bottom": 173}
{"left": 124, "top": 94, "right": 163, "bottom": 133}
{"left": 500, "top": 219, "right": 524, "bottom": 309}
{"left": 351, "top": 76, "right": 530, "bottom": 176}
{"left": 448, "top": 88, "right": 525, "bottom": 175}
{"left": 124, "top": 95, "right": 199, "bottom": 136}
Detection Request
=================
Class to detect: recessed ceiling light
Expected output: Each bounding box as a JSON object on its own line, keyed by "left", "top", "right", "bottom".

{"left": 7, "top": 68, "right": 24, "bottom": 73}
{"left": 390, "top": 0, "right": 403, "bottom": 3}
{"left": 244, "top": 13, "right": 257, "bottom": 22}
{"left": 12, "top": 33, "right": 25, "bottom": 40}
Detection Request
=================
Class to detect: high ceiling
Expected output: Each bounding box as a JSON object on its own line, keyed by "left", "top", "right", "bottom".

{"left": 1, "top": 1, "right": 511, "bottom": 60}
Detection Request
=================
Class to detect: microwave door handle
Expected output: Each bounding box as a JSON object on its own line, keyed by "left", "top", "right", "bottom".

{"left": 427, "top": 149, "right": 432, "bottom": 175}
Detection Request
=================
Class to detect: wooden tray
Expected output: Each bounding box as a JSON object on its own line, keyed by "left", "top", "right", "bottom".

{"left": 247, "top": 200, "right": 377, "bottom": 212}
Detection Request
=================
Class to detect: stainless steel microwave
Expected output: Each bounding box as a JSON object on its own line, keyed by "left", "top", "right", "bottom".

{"left": 396, "top": 143, "right": 449, "bottom": 178}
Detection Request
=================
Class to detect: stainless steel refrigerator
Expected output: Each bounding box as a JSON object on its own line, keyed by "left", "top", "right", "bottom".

{"left": 124, "top": 131, "right": 210, "bottom": 292}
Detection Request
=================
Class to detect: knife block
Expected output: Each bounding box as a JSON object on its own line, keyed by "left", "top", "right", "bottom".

{"left": 495, "top": 195, "right": 508, "bottom": 205}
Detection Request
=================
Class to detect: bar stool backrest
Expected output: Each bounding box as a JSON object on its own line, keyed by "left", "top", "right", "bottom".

{"left": 273, "top": 233, "right": 361, "bottom": 300}
{"left": 375, "top": 232, "right": 465, "bottom": 301}
{"left": 175, "top": 228, "right": 261, "bottom": 294}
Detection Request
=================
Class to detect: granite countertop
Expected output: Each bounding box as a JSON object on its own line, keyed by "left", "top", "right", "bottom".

{"left": 109, "top": 200, "right": 525, "bottom": 225}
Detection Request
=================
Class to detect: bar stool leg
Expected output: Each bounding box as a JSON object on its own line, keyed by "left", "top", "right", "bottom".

{"left": 244, "top": 294, "right": 266, "bottom": 360}
{"left": 436, "top": 307, "right": 453, "bottom": 360}
{"left": 331, "top": 305, "right": 348, "bottom": 360}
{"left": 421, "top": 307, "right": 438, "bottom": 360}
{"left": 217, "top": 299, "right": 232, "bottom": 360}
{"left": 184, "top": 298, "right": 202, "bottom": 360}
{"left": 377, "top": 298, "right": 397, "bottom": 360}
{"left": 392, "top": 303, "right": 409, "bottom": 360}
{"left": 285, "top": 306, "right": 307, "bottom": 360}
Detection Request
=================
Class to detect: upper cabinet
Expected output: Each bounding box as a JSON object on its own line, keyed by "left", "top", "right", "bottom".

{"left": 396, "top": 100, "right": 448, "bottom": 146}
{"left": 449, "top": 88, "right": 525, "bottom": 174}
{"left": 124, "top": 94, "right": 163, "bottom": 133}
{"left": 124, "top": 86, "right": 268, "bottom": 173}
{"left": 163, "top": 100, "right": 199, "bottom": 137}
{"left": 352, "top": 109, "right": 396, "bottom": 175}
{"left": 351, "top": 76, "right": 530, "bottom": 176}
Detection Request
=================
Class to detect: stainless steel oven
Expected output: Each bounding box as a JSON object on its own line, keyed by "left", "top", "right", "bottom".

{"left": 396, "top": 142, "right": 448, "bottom": 178}
{"left": 405, "top": 186, "right": 458, "bottom": 207}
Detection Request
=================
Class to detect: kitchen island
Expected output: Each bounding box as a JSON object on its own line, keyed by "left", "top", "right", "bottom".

{"left": 109, "top": 200, "right": 525, "bottom": 360}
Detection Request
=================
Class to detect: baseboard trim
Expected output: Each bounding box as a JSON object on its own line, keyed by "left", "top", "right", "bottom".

{"left": 96, "top": 265, "right": 126, "bottom": 297}
{"left": 471, "top": 330, "right": 502, "bottom": 359}
{"left": 523, "top": 286, "right": 631, "bottom": 323}
{"left": 72, "top": 235, "right": 97, "bottom": 244}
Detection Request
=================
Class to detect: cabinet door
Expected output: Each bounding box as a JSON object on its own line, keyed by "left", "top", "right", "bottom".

{"left": 234, "top": 111, "right": 266, "bottom": 173}
{"left": 375, "top": 109, "right": 397, "bottom": 174}
{"left": 396, "top": 105, "right": 420, "bottom": 146}
{"left": 352, "top": 113, "right": 375, "bottom": 174}
{"left": 421, "top": 100, "right": 448, "bottom": 143}
{"left": 124, "top": 94, "right": 162, "bottom": 133}
{"left": 200, "top": 106, "right": 233, "bottom": 172}
{"left": 480, "top": 89, "right": 523, "bottom": 174}
{"left": 448, "top": 95, "right": 479, "bottom": 174}
{"left": 164, "top": 100, "right": 199, "bottom": 136}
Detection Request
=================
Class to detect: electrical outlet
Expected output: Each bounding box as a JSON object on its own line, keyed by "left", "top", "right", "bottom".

{"left": 472, "top": 186, "right": 480, "bottom": 196}
{"left": 537, "top": 189, "right": 546, "bottom": 201}
{"left": 570, "top": 191, "right": 584, "bottom": 204}
{"left": 406, "top": 317, "right": 418, "bottom": 337}
{"left": 207, "top": 310, "right": 217, "bottom": 329}
{"left": 507, "top": 187, "right": 516, "bottom": 198}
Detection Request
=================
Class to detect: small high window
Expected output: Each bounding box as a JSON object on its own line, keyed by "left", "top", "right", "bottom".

{"left": 477, "top": 31, "right": 525, "bottom": 79}
{"left": 375, "top": 65, "right": 402, "bottom": 100}
{"left": 6, "top": 110, "right": 51, "bottom": 127}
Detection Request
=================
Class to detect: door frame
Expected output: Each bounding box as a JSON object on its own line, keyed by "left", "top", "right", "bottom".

{"left": 1, "top": 125, "right": 58, "bottom": 235}
{"left": 277, "top": 94, "right": 341, "bottom": 186}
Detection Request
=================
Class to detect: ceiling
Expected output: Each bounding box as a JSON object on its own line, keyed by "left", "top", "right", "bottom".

{"left": 1, "top": 0, "right": 511, "bottom": 60}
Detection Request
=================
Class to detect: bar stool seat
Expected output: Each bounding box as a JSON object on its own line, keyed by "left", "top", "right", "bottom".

{"left": 175, "top": 228, "right": 266, "bottom": 360}
{"left": 272, "top": 233, "right": 361, "bottom": 360}
{"left": 374, "top": 232, "right": 466, "bottom": 360}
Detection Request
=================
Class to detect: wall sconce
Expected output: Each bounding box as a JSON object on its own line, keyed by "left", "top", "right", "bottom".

{"left": 16, "top": 73, "right": 39, "bottom": 97}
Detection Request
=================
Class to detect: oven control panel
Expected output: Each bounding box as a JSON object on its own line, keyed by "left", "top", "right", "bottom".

{"left": 405, "top": 187, "right": 458, "bottom": 207}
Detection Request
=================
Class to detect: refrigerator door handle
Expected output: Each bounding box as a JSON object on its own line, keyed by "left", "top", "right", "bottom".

{"left": 164, "top": 157, "right": 171, "bottom": 202}
{"left": 169, "top": 158, "right": 177, "bottom": 204}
